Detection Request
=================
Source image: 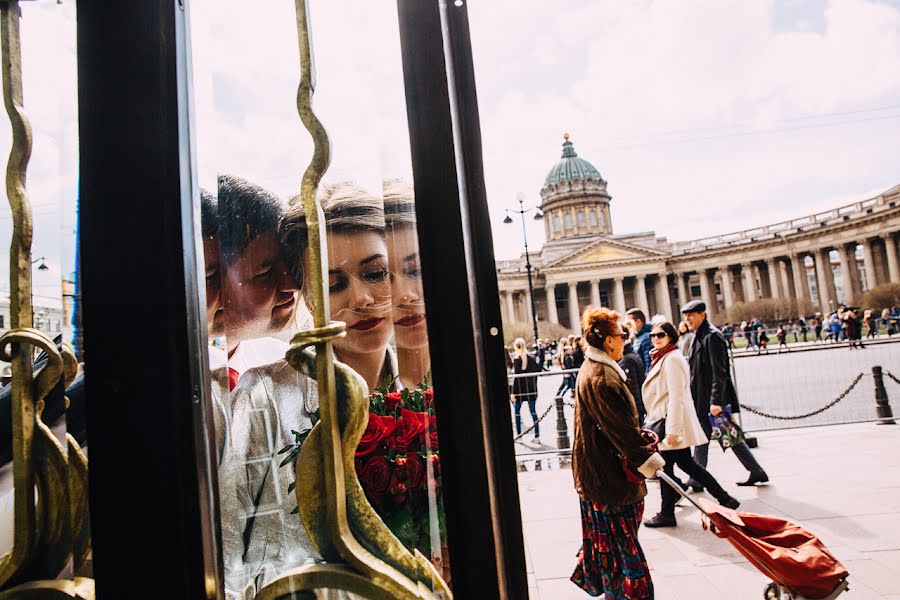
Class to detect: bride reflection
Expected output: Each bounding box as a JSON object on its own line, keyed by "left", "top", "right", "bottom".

{"left": 383, "top": 179, "right": 430, "bottom": 388}
{"left": 220, "top": 182, "right": 398, "bottom": 598}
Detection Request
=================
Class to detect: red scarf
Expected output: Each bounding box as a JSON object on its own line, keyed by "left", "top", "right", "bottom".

{"left": 649, "top": 343, "right": 677, "bottom": 369}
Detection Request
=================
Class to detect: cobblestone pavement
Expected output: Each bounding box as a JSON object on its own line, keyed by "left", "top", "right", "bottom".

{"left": 517, "top": 423, "right": 900, "bottom": 599}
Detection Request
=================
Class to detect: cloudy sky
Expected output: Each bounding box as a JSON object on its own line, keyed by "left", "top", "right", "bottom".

{"left": 2, "top": 0, "right": 900, "bottom": 307}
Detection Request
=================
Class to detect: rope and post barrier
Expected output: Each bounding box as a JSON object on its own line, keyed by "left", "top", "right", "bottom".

{"left": 555, "top": 395, "right": 570, "bottom": 450}
{"left": 873, "top": 366, "right": 896, "bottom": 425}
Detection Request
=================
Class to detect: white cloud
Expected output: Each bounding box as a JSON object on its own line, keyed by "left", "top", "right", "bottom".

{"left": 470, "top": 0, "right": 900, "bottom": 258}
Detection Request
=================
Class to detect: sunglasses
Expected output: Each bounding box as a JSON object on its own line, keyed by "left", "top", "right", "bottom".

{"left": 650, "top": 332, "right": 668, "bottom": 339}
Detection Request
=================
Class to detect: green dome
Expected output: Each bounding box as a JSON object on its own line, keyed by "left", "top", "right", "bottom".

{"left": 543, "top": 136, "right": 602, "bottom": 186}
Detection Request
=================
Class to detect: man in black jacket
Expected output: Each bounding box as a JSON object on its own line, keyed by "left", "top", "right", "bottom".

{"left": 618, "top": 340, "right": 646, "bottom": 423}
{"left": 682, "top": 300, "right": 769, "bottom": 488}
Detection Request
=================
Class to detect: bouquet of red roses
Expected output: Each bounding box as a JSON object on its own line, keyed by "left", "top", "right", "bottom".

{"left": 354, "top": 379, "right": 446, "bottom": 561}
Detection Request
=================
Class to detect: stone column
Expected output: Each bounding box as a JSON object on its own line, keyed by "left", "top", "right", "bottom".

{"left": 862, "top": 239, "right": 877, "bottom": 291}
{"left": 568, "top": 282, "right": 580, "bottom": 334}
{"left": 698, "top": 270, "right": 715, "bottom": 321}
{"left": 790, "top": 253, "right": 809, "bottom": 303}
{"left": 504, "top": 291, "right": 516, "bottom": 322}
{"left": 675, "top": 272, "right": 689, "bottom": 309}
{"left": 634, "top": 274, "right": 649, "bottom": 312}
{"left": 590, "top": 280, "right": 601, "bottom": 308}
{"left": 613, "top": 277, "right": 626, "bottom": 314}
{"left": 778, "top": 259, "right": 791, "bottom": 300}
{"left": 884, "top": 233, "right": 900, "bottom": 283}
{"left": 840, "top": 243, "right": 863, "bottom": 301}
{"left": 546, "top": 285, "right": 558, "bottom": 324}
{"left": 719, "top": 267, "right": 735, "bottom": 310}
{"left": 742, "top": 263, "right": 756, "bottom": 303}
{"left": 655, "top": 274, "right": 674, "bottom": 321}
{"left": 766, "top": 258, "right": 782, "bottom": 299}
{"left": 815, "top": 248, "right": 836, "bottom": 312}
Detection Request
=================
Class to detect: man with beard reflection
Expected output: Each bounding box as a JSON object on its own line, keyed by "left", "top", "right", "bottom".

{"left": 206, "top": 174, "right": 301, "bottom": 389}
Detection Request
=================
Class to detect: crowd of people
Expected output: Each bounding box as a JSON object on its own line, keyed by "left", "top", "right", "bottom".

{"left": 504, "top": 299, "right": 770, "bottom": 599}
{"left": 567, "top": 301, "right": 770, "bottom": 599}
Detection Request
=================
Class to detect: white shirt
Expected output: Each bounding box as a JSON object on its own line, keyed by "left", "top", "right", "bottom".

{"left": 208, "top": 336, "right": 289, "bottom": 378}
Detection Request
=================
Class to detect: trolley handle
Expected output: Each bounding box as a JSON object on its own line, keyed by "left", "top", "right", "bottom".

{"left": 655, "top": 470, "right": 714, "bottom": 518}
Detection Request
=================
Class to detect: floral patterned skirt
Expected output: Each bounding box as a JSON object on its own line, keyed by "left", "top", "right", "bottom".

{"left": 571, "top": 498, "right": 653, "bottom": 599}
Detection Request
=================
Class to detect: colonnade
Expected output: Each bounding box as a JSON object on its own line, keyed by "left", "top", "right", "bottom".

{"left": 500, "top": 231, "right": 900, "bottom": 332}
{"left": 674, "top": 232, "right": 899, "bottom": 320}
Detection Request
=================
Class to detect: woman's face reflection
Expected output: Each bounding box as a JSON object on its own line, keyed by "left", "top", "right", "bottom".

{"left": 327, "top": 230, "right": 394, "bottom": 356}
{"left": 387, "top": 225, "right": 428, "bottom": 350}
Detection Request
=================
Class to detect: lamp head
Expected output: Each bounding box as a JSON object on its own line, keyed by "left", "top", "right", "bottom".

{"left": 503, "top": 214, "right": 513, "bottom": 224}
{"left": 533, "top": 208, "right": 544, "bottom": 221}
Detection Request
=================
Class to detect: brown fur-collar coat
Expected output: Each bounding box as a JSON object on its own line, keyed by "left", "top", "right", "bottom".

{"left": 572, "top": 347, "right": 664, "bottom": 506}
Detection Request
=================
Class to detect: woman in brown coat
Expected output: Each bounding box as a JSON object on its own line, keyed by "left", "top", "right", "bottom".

{"left": 571, "top": 307, "right": 664, "bottom": 599}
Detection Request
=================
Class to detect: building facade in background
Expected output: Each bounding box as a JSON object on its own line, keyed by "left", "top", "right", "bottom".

{"left": 497, "top": 135, "right": 900, "bottom": 333}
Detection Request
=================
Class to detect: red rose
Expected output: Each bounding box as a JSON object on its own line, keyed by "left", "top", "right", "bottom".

{"left": 386, "top": 409, "right": 427, "bottom": 453}
{"left": 423, "top": 387, "right": 434, "bottom": 407}
{"left": 389, "top": 471, "right": 409, "bottom": 504}
{"left": 357, "top": 455, "right": 392, "bottom": 505}
{"left": 405, "top": 452, "right": 426, "bottom": 490}
{"left": 356, "top": 414, "right": 398, "bottom": 457}
{"left": 384, "top": 391, "right": 404, "bottom": 413}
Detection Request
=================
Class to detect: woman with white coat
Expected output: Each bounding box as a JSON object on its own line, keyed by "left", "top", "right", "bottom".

{"left": 642, "top": 321, "right": 740, "bottom": 528}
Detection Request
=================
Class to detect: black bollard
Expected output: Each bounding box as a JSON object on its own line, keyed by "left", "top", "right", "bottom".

{"left": 555, "top": 396, "right": 571, "bottom": 450}
{"left": 873, "top": 366, "right": 896, "bottom": 425}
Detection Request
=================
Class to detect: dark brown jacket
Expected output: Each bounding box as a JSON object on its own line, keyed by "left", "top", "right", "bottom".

{"left": 572, "top": 348, "right": 663, "bottom": 506}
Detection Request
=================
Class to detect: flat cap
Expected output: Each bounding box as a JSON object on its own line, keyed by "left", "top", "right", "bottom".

{"left": 681, "top": 300, "right": 706, "bottom": 313}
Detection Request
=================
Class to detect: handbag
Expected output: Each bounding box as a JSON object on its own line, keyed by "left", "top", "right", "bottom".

{"left": 645, "top": 418, "right": 666, "bottom": 442}
{"left": 708, "top": 404, "right": 745, "bottom": 451}
{"left": 597, "top": 425, "right": 660, "bottom": 484}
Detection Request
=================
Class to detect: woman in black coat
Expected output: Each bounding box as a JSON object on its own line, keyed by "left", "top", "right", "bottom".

{"left": 512, "top": 337, "right": 542, "bottom": 443}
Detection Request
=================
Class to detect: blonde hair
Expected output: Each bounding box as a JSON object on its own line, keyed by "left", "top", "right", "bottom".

{"left": 512, "top": 337, "right": 527, "bottom": 361}
{"left": 382, "top": 178, "right": 416, "bottom": 229}
{"left": 281, "top": 181, "right": 385, "bottom": 284}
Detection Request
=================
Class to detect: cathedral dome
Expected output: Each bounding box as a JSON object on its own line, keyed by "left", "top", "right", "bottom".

{"left": 543, "top": 134, "right": 602, "bottom": 186}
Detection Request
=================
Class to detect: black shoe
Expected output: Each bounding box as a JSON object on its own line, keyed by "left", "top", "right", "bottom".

{"left": 644, "top": 513, "right": 677, "bottom": 528}
{"left": 720, "top": 495, "right": 740, "bottom": 510}
{"left": 689, "top": 483, "right": 705, "bottom": 493}
{"left": 737, "top": 473, "right": 769, "bottom": 486}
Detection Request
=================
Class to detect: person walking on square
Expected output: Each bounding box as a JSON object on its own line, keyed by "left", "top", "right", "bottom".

{"left": 775, "top": 325, "right": 790, "bottom": 353}
{"left": 570, "top": 307, "right": 664, "bottom": 599}
{"left": 512, "top": 337, "right": 542, "bottom": 444}
{"left": 642, "top": 320, "right": 740, "bottom": 528}
{"left": 681, "top": 300, "right": 769, "bottom": 489}
{"left": 626, "top": 308, "right": 653, "bottom": 374}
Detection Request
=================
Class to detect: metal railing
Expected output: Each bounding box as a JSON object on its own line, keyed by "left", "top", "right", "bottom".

{"left": 507, "top": 357, "right": 898, "bottom": 461}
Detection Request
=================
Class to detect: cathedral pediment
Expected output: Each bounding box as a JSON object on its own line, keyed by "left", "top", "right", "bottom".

{"left": 545, "top": 238, "right": 668, "bottom": 269}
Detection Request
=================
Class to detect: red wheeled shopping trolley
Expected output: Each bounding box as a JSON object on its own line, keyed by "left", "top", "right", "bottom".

{"left": 657, "top": 472, "right": 850, "bottom": 600}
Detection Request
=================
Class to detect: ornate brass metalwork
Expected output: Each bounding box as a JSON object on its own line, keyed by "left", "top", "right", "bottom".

{"left": 0, "top": 1, "right": 93, "bottom": 596}
{"left": 255, "top": 1, "right": 451, "bottom": 598}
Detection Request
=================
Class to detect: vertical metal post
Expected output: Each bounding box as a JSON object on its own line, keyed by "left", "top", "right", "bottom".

{"left": 554, "top": 395, "right": 570, "bottom": 450}
{"left": 873, "top": 366, "right": 896, "bottom": 425}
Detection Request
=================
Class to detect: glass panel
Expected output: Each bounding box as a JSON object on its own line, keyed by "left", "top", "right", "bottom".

{"left": 0, "top": 0, "right": 88, "bottom": 593}
{"left": 193, "top": 1, "right": 450, "bottom": 596}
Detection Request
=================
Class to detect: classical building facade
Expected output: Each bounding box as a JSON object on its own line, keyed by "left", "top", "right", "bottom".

{"left": 497, "top": 135, "right": 900, "bottom": 333}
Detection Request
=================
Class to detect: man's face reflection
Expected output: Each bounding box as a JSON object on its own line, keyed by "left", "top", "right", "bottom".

{"left": 219, "top": 231, "right": 300, "bottom": 347}
{"left": 204, "top": 235, "right": 225, "bottom": 337}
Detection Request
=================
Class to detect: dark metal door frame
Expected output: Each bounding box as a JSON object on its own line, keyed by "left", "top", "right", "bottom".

{"left": 397, "top": 2, "right": 528, "bottom": 598}
{"left": 77, "top": 1, "right": 222, "bottom": 597}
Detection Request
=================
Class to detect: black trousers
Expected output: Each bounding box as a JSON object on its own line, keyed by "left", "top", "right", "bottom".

{"left": 660, "top": 448, "right": 730, "bottom": 516}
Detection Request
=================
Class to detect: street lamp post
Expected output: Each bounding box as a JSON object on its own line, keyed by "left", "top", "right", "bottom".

{"left": 504, "top": 193, "right": 543, "bottom": 344}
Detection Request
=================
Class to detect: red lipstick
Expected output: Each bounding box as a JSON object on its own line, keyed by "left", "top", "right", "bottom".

{"left": 350, "top": 317, "right": 384, "bottom": 331}
{"left": 395, "top": 314, "right": 425, "bottom": 327}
